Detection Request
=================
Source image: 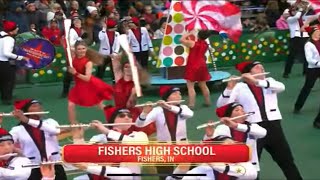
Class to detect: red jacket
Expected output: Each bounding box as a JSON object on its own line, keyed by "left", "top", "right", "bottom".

{"left": 42, "top": 27, "right": 61, "bottom": 46}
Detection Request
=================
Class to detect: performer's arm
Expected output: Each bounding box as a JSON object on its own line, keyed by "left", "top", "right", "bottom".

{"left": 209, "top": 162, "right": 257, "bottom": 179}
{"left": 73, "top": 61, "right": 93, "bottom": 82}
{"left": 211, "top": 125, "right": 231, "bottom": 140}
{"left": 180, "top": 32, "right": 195, "bottom": 48}
{"left": 236, "top": 123, "right": 267, "bottom": 139}
{"left": 27, "top": 118, "right": 61, "bottom": 135}
{"left": 167, "top": 105, "right": 194, "bottom": 118}
{"left": 255, "top": 78, "right": 285, "bottom": 93}
{"left": 111, "top": 54, "right": 123, "bottom": 83}
{"left": 135, "top": 106, "right": 159, "bottom": 127}
{"left": 89, "top": 134, "right": 108, "bottom": 144}
{"left": 144, "top": 28, "right": 154, "bottom": 52}
{"left": 0, "top": 158, "right": 32, "bottom": 179}
{"left": 69, "top": 28, "right": 80, "bottom": 47}
{"left": 227, "top": 84, "right": 241, "bottom": 104}
{"left": 217, "top": 79, "right": 238, "bottom": 107}
{"left": 305, "top": 42, "right": 320, "bottom": 67}
{"left": 287, "top": 11, "right": 302, "bottom": 23}
{"left": 98, "top": 28, "right": 107, "bottom": 41}
{"left": 3, "top": 37, "right": 24, "bottom": 60}
{"left": 9, "top": 127, "right": 19, "bottom": 144}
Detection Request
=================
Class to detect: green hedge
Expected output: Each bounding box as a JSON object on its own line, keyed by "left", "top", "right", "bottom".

{"left": 26, "top": 30, "right": 290, "bottom": 83}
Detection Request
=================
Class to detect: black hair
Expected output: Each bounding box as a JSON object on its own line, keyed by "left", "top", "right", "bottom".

{"left": 197, "top": 30, "right": 216, "bottom": 40}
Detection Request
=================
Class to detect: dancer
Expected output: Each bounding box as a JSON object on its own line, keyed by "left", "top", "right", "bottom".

{"left": 10, "top": 99, "right": 67, "bottom": 179}
{"left": 180, "top": 30, "right": 214, "bottom": 109}
{"left": 67, "top": 40, "right": 113, "bottom": 124}
{"left": 217, "top": 61, "right": 302, "bottom": 179}
{"left": 294, "top": 25, "right": 320, "bottom": 113}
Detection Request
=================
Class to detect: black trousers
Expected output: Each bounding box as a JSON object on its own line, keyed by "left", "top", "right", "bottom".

{"left": 28, "top": 164, "right": 67, "bottom": 180}
{"left": 257, "top": 120, "right": 302, "bottom": 180}
{"left": 62, "top": 70, "right": 73, "bottom": 95}
{"left": 0, "top": 61, "right": 16, "bottom": 103}
{"left": 314, "top": 105, "right": 320, "bottom": 123}
{"left": 96, "top": 56, "right": 114, "bottom": 83}
{"left": 295, "top": 68, "right": 320, "bottom": 111}
{"left": 284, "top": 37, "right": 308, "bottom": 76}
{"left": 134, "top": 51, "right": 149, "bottom": 69}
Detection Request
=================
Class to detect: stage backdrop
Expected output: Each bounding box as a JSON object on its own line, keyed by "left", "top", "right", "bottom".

{"left": 24, "top": 30, "right": 289, "bottom": 83}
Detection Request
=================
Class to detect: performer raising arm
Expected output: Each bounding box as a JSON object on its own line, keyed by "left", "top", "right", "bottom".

{"left": 180, "top": 30, "right": 215, "bottom": 109}
{"left": 67, "top": 40, "right": 114, "bottom": 124}
{"left": 217, "top": 61, "right": 302, "bottom": 180}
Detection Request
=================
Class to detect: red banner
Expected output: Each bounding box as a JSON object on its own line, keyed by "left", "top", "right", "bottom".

{"left": 62, "top": 144, "right": 250, "bottom": 164}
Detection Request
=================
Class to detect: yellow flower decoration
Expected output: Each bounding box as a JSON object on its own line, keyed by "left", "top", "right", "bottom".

{"left": 231, "top": 45, "right": 236, "bottom": 49}
{"left": 225, "top": 56, "right": 230, "bottom": 61}
{"left": 274, "top": 40, "right": 279, "bottom": 44}
{"left": 55, "top": 53, "right": 62, "bottom": 58}
{"left": 214, "top": 52, "right": 219, "bottom": 56}
{"left": 245, "top": 56, "right": 250, "bottom": 60}
{"left": 242, "top": 49, "right": 247, "bottom": 53}
{"left": 252, "top": 45, "right": 257, "bottom": 50}
{"left": 241, "top": 43, "right": 246, "bottom": 47}
{"left": 256, "top": 50, "right": 261, "bottom": 54}
{"left": 57, "top": 73, "right": 63, "bottom": 78}
{"left": 263, "top": 41, "right": 268, "bottom": 46}
{"left": 223, "top": 45, "right": 228, "bottom": 50}
{"left": 214, "top": 42, "right": 219, "bottom": 47}
{"left": 276, "top": 48, "right": 281, "bottom": 52}
{"left": 39, "top": 70, "right": 45, "bottom": 75}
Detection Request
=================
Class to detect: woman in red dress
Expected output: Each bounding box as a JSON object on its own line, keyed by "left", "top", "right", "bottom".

{"left": 112, "top": 55, "right": 156, "bottom": 135}
{"left": 67, "top": 40, "right": 113, "bottom": 124}
{"left": 180, "top": 30, "right": 214, "bottom": 109}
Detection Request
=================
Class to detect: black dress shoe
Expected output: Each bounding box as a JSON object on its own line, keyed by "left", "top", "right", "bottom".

{"left": 313, "top": 121, "right": 320, "bottom": 129}
{"left": 283, "top": 74, "right": 289, "bottom": 78}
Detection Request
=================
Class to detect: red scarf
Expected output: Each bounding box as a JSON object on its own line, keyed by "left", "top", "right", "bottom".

{"left": 106, "top": 31, "right": 115, "bottom": 53}
{"left": 163, "top": 108, "right": 178, "bottom": 141}
{"left": 73, "top": 27, "right": 82, "bottom": 37}
{"left": 0, "top": 156, "right": 14, "bottom": 168}
{"left": 131, "top": 28, "right": 141, "bottom": 43}
{"left": 247, "top": 84, "right": 264, "bottom": 107}
{"left": 213, "top": 171, "right": 237, "bottom": 180}
{"left": 230, "top": 123, "right": 248, "bottom": 143}
{"left": 23, "top": 123, "right": 47, "bottom": 161}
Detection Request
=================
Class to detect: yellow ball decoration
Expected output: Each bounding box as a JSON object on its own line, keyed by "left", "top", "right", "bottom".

{"left": 263, "top": 41, "right": 268, "bottom": 46}
{"left": 57, "top": 73, "right": 63, "bottom": 78}
{"left": 56, "top": 53, "right": 62, "bottom": 58}
{"left": 241, "top": 43, "right": 246, "bottom": 47}
{"left": 214, "top": 42, "right": 219, "bottom": 47}
{"left": 242, "top": 49, "right": 247, "bottom": 53}
{"left": 245, "top": 56, "right": 250, "bottom": 60}
{"left": 276, "top": 48, "right": 281, "bottom": 52}
{"left": 39, "top": 70, "right": 45, "bottom": 75}
{"left": 154, "top": 47, "right": 160, "bottom": 52}
{"left": 214, "top": 52, "right": 219, "bottom": 56}
{"left": 274, "top": 40, "right": 279, "bottom": 44}
{"left": 223, "top": 45, "right": 228, "bottom": 50}
{"left": 231, "top": 45, "right": 236, "bottom": 49}
{"left": 252, "top": 45, "right": 257, "bottom": 50}
{"left": 225, "top": 56, "right": 230, "bottom": 61}
{"left": 256, "top": 50, "right": 261, "bottom": 54}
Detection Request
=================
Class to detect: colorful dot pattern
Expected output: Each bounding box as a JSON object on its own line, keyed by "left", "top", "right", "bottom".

{"left": 159, "top": 1, "right": 213, "bottom": 67}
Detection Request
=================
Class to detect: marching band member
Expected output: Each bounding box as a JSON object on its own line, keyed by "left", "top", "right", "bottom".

{"left": 294, "top": 25, "right": 320, "bottom": 114}
{"left": 217, "top": 61, "right": 302, "bottom": 179}
{"left": 180, "top": 30, "right": 214, "bottom": 109}
{"left": 136, "top": 86, "right": 194, "bottom": 179}
{"left": 0, "top": 126, "right": 32, "bottom": 179}
{"left": 169, "top": 136, "right": 258, "bottom": 180}
{"left": 127, "top": 17, "right": 154, "bottom": 69}
{"left": 9, "top": 99, "right": 67, "bottom": 179}
{"left": 203, "top": 103, "right": 267, "bottom": 172}
{"left": 313, "top": 105, "right": 320, "bottom": 129}
{"left": 0, "top": 20, "right": 29, "bottom": 105}
{"left": 283, "top": 5, "right": 309, "bottom": 78}
{"left": 72, "top": 106, "right": 148, "bottom": 180}
{"left": 67, "top": 40, "right": 114, "bottom": 124}
{"left": 97, "top": 18, "right": 120, "bottom": 79}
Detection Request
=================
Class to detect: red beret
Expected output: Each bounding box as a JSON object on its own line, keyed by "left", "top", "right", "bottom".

{"left": 130, "top": 17, "right": 140, "bottom": 26}
{"left": 0, "top": 128, "right": 13, "bottom": 143}
{"left": 14, "top": 99, "right": 40, "bottom": 112}
{"left": 159, "top": 86, "right": 180, "bottom": 100}
{"left": 3, "top": 20, "right": 17, "bottom": 32}
{"left": 104, "top": 105, "right": 131, "bottom": 124}
{"left": 305, "top": 25, "right": 320, "bottom": 36}
{"left": 216, "top": 102, "right": 242, "bottom": 118}
{"left": 106, "top": 19, "right": 117, "bottom": 28}
{"left": 235, "top": 61, "right": 261, "bottom": 74}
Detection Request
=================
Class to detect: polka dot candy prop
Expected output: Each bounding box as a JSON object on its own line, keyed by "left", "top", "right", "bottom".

{"left": 159, "top": 0, "right": 214, "bottom": 68}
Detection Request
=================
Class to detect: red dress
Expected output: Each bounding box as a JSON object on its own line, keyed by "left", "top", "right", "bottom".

{"left": 184, "top": 39, "right": 211, "bottom": 81}
{"left": 114, "top": 78, "right": 156, "bottom": 136}
{"left": 68, "top": 57, "right": 113, "bottom": 107}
